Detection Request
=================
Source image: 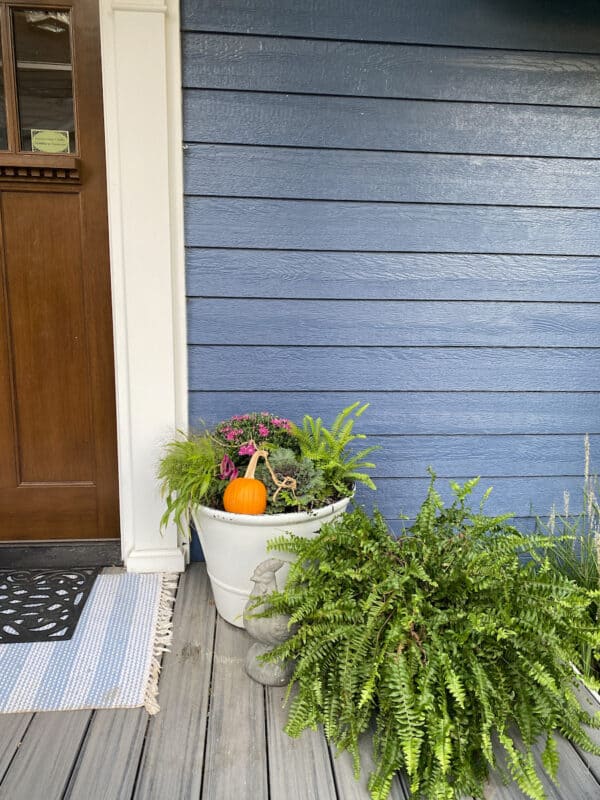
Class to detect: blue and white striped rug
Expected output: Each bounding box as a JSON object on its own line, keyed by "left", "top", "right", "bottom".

{"left": 0, "top": 572, "right": 176, "bottom": 715}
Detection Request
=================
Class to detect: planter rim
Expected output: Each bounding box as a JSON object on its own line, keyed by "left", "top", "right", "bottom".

{"left": 194, "top": 495, "right": 351, "bottom": 528}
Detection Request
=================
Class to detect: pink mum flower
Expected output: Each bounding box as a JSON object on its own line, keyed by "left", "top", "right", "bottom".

{"left": 258, "top": 424, "right": 270, "bottom": 438}
{"left": 219, "top": 455, "right": 238, "bottom": 480}
{"left": 238, "top": 442, "right": 257, "bottom": 456}
{"left": 272, "top": 417, "right": 292, "bottom": 431}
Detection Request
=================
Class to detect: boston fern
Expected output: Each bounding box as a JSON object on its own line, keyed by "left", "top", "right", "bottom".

{"left": 260, "top": 475, "right": 600, "bottom": 800}
{"left": 292, "top": 401, "right": 379, "bottom": 498}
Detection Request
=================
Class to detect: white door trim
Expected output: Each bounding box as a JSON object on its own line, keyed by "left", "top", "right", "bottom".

{"left": 98, "top": 0, "right": 187, "bottom": 572}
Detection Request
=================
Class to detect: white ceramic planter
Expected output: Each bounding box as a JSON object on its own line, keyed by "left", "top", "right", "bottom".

{"left": 191, "top": 497, "right": 350, "bottom": 627}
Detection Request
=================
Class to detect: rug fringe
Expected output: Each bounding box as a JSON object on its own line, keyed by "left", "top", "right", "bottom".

{"left": 144, "top": 573, "right": 178, "bottom": 715}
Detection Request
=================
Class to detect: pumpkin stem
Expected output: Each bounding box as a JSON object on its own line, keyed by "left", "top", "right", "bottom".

{"left": 240, "top": 441, "right": 299, "bottom": 502}
{"left": 244, "top": 448, "right": 269, "bottom": 480}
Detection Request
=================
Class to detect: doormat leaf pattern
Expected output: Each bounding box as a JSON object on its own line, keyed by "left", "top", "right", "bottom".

{"left": 0, "top": 572, "right": 177, "bottom": 715}
{"left": 0, "top": 568, "right": 99, "bottom": 643}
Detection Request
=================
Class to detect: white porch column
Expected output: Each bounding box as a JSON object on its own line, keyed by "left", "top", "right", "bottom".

{"left": 98, "top": 0, "right": 187, "bottom": 572}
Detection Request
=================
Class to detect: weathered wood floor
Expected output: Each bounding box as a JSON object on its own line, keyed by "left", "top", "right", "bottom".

{"left": 0, "top": 563, "right": 599, "bottom": 800}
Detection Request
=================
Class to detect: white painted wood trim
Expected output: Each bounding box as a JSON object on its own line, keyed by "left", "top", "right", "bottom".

{"left": 98, "top": 0, "right": 186, "bottom": 573}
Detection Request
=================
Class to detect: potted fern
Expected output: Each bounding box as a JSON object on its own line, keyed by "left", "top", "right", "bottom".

{"left": 259, "top": 475, "right": 600, "bottom": 800}
{"left": 158, "top": 402, "right": 377, "bottom": 626}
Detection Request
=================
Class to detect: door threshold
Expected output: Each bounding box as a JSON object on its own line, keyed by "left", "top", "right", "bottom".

{"left": 0, "top": 540, "right": 122, "bottom": 569}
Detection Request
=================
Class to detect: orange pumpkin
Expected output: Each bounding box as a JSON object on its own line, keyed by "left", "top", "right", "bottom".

{"left": 223, "top": 449, "right": 268, "bottom": 514}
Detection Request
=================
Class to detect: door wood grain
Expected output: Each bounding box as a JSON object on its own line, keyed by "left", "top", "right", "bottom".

{"left": 0, "top": 0, "right": 119, "bottom": 541}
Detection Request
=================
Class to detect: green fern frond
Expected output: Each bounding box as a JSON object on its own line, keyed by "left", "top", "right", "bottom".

{"left": 541, "top": 735, "right": 560, "bottom": 782}
{"left": 257, "top": 476, "right": 600, "bottom": 800}
{"left": 291, "top": 402, "right": 379, "bottom": 496}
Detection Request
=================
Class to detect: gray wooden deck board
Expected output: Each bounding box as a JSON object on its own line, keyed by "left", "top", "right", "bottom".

{"left": 0, "top": 713, "right": 32, "bottom": 782}
{"left": 64, "top": 709, "right": 148, "bottom": 800}
{"left": 266, "top": 686, "right": 337, "bottom": 800}
{"left": 133, "top": 564, "right": 216, "bottom": 799}
{"left": 484, "top": 732, "right": 600, "bottom": 800}
{"left": 570, "top": 685, "right": 600, "bottom": 784}
{"left": 329, "top": 732, "right": 408, "bottom": 800}
{"left": 539, "top": 737, "right": 600, "bottom": 800}
{"left": 0, "top": 564, "right": 597, "bottom": 800}
{"left": 201, "top": 615, "right": 268, "bottom": 800}
{"left": 0, "top": 710, "right": 91, "bottom": 800}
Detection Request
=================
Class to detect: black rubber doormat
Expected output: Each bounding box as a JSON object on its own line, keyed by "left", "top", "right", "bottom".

{"left": 0, "top": 568, "right": 100, "bottom": 643}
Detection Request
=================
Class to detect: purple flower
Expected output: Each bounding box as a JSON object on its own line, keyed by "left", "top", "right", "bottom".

{"left": 258, "top": 424, "right": 270, "bottom": 438}
{"left": 225, "top": 427, "right": 244, "bottom": 441}
{"left": 219, "top": 455, "right": 238, "bottom": 481}
{"left": 238, "top": 442, "right": 256, "bottom": 456}
{"left": 272, "top": 417, "right": 292, "bottom": 431}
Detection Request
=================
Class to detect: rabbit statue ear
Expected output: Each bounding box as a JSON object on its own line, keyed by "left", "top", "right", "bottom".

{"left": 251, "top": 558, "right": 285, "bottom": 578}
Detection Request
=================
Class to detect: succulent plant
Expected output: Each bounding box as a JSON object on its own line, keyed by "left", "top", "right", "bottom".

{"left": 255, "top": 448, "right": 327, "bottom": 512}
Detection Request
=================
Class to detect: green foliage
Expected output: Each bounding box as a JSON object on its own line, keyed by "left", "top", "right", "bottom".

{"left": 534, "top": 434, "right": 600, "bottom": 677}
{"left": 157, "top": 432, "right": 225, "bottom": 534}
{"left": 255, "top": 448, "right": 326, "bottom": 512}
{"left": 291, "top": 402, "right": 379, "bottom": 498}
{"left": 259, "top": 475, "right": 600, "bottom": 800}
{"left": 158, "top": 403, "right": 377, "bottom": 527}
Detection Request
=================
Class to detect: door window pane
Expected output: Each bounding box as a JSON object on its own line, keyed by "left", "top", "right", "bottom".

{"left": 13, "top": 9, "right": 74, "bottom": 153}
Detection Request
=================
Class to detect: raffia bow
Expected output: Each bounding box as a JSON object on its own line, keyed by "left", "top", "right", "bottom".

{"left": 243, "top": 441, "right": 298, "bottom": 503}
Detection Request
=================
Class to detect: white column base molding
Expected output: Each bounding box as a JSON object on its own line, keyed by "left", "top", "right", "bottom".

{"left": 125, "top": 547, "right": 186, "bottom": 573}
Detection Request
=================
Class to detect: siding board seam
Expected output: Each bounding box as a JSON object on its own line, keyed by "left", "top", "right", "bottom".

{"left": 183, "top": 85, "right": 600, "bottom": 113}
{"left": 185, "top": 194, "right": 600, "bottom": 212}
{"left": 179, "top": 28, "right": 600, "bottom": 58}
{"left": 184, "top": 247, "right": 600, "bottom": 258}
{"left": 185, "top": 246, "right": 600, "bottom": 258}
{"left": 189, "top": 390, "right": 600, "bottom": 395}
{"left": 187, "top": 344, "right": 600, "bottom": 351}
{"left": 373, "top": 474, "right": 591, "bottom": 479}
{"left": 183, "top": 141, "right": 600, "bottom": 164}
{"left": 186, "top": 296, "right": 600, "bottom": 305}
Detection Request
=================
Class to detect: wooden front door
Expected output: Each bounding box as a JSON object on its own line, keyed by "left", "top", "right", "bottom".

{"left": 0, "top": 0, "right": 119, "bottom": 540}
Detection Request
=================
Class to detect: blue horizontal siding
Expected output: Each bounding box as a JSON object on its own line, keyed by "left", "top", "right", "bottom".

{"left": 182, "top": 34, "right": 600, "bottom": 107}
{"left": 188, "top": 299, "right": 600, "bottom": 347}
{"left": 186, "top": 250, "right": 600, "bottom": 302}
{"left": 361, "top": 476, "right": 587, "bottom": 519}
{"left": 366, "top": 435, "right": 600, "bottom": 478}
{"left": 189, "top": 348, "right": 600, "bottom": 392}
{"left": 184, "top": 91, "right": 600, "bottom": 158}
{"left": 182, "top": 3, "right": 600, "bottom": 539}
{"left": 184, "top": 145, "right": 600, "bottom": 207}
{"left": 184, "top": 198, "right": 600, "bottom": 254}
{"left": 181, "top": 0, "right": 600, "bottom": 54}
{"left": 189, "top": 393, "right": 600, "bottom": 435}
